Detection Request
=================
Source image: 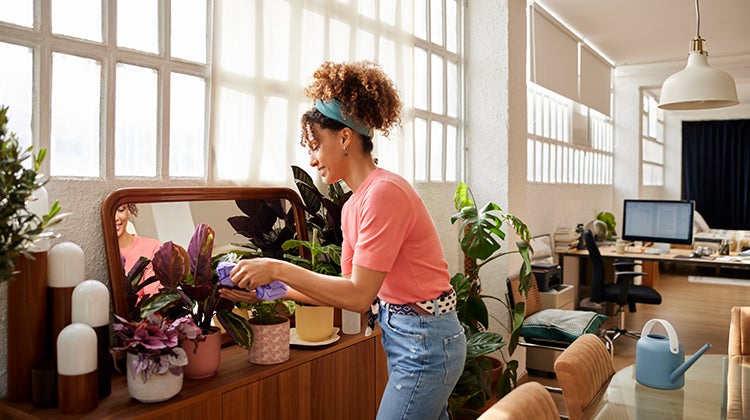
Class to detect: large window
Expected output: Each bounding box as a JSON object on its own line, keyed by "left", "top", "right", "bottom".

{"left": 526, "top": 3, "right": 613, "bottom": 185}
{"left": 641, "top": 89, "right": 665, "bottom": 186}
{"left": 1, "top": 1, "right": 463, "bottom": 185}
{"left": 0, "top": 0, "right": 210, "bottom": 179}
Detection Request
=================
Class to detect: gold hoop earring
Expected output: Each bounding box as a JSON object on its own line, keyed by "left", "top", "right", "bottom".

{"left": 343, "top": 146, "right": 349, "bottom": 157}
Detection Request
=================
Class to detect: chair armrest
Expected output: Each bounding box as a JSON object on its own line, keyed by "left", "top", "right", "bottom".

{"left": 614, "top": 270, "right": 648, "bottom": 277}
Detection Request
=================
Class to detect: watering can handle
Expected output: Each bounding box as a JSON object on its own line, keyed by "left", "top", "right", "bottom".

{"left": 642, "top": 319, "right": 680, "bottom": 354}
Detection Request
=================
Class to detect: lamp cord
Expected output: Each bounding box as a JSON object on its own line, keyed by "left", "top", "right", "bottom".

{"left": 695, "top": 0, "right": 701, "bottom": 37}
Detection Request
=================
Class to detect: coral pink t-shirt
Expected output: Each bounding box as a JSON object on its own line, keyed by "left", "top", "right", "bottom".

{"left": 341, "top": 168, "right": 450, "bottom": 304}
{"left": 120, "top": 235, "right": 162, "bottom": 298}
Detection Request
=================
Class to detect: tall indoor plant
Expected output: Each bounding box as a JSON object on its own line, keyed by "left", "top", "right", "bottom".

{"left": 0, "top": 105, "right": 63, "bottom": 281}
{"left": 448, "top": 182, "right": 533, "bottom": 417}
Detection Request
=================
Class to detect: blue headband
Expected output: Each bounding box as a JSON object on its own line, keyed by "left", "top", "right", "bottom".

{"left": 314, "top": 98, "right": 372, "bottom": 137}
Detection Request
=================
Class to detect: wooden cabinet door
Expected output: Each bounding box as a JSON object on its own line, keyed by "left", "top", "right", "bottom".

{"left": 223, "top": 339, "right": 378, "bottom": 419}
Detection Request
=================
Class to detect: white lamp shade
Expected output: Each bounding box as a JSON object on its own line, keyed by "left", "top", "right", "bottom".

{"left": 659, "top": 51, "right": 739, "bottom": 110}
{"left": 57, "top": 323, "right": 97, "bottom": 375}
{"left": 71, "top": 280, "right": 110, "bottom": 327}
{"left": 48, "top": 242, "right": 85, "bottom": 287}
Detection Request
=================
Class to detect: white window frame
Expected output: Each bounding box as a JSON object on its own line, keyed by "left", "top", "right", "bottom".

{"left": 640, "top": 89, "right": 665, "bottom": 187}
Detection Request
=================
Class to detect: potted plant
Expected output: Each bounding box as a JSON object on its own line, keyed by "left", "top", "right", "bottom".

{"left": 243, "top": 295, "right": 296, "bottom": 365}
{"left": 111, "top": 312, "right": 202, "bottom": 403}
{"left": 282, "top": 228, "right": 341, "bottom": 342}
{"left": 137, "top": 223, "right": 253, "bottom": 378}
{"left": 447, "top": 182, "right": 533, "bottom": 418}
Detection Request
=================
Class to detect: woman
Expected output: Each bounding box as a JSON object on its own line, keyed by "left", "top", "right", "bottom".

{"left": 230, "top": 61, "right": 466, "bottom": 419}
{"left": 116, "top": 203, "right": 162, "bottom": 298}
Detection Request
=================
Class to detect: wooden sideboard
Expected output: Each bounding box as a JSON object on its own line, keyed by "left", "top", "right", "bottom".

{"left": 0, "top": 330, "right": 387, "bottom": 419}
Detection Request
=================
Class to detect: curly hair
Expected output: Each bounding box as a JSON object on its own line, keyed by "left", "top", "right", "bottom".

{"left": 302, "top": 61, "right": 402, "bottom": 142}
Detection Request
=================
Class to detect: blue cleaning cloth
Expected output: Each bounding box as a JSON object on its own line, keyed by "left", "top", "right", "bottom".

{"left": 216, "top": 261, "right": 287, "bottom": 300}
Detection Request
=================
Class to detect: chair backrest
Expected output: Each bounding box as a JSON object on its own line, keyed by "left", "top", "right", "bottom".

{"left": 729, "top": 306, "right": 750, "bottom": 356}
{"left": 554, "top": 333, "right": 615, "bottom": 420}
{"left": 583, "top": 229, "right": 606, "bottom": 302}
{"left": 477, "top": 381, "right": 560, "bottom": 420}
{"left": 506, "top": 276, "right": 542, "bottom": 317}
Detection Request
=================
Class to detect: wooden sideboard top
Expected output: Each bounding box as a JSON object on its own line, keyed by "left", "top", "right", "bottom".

{"left": 1, "top": 330, "right": 382, "bottom": 419}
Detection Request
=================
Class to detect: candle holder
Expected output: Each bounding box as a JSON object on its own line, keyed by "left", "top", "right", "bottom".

{"left": 72, "top": 279, "right": 111, "bottom": 399}
{"left": 6, "top": 252, "right": 49, "bottom": 402}
{"left": 57, "top": 323, "right": 98, "bottom": 414}
{"left": 48, "top": 242, "right": 85, "bottom": 356}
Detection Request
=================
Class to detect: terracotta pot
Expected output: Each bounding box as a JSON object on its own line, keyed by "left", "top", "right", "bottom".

{"left": 126, "top": 353, "right": 183, "bottom": 403}
{"left": 247, "top": 317, "right": 290, "bottom": 365}
{"left": 294, "top": 305, "right": 334, "bottom": 342}
{"left": 182, "top": 327, "right": 222, "bottom": 379}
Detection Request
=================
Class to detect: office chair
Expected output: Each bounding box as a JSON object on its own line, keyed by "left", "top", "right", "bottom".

{"left": 729, "top": 306, "right": 750, "bottom": 356}
{"left": 583, "top": 229, "right": 662, "bottom": 351}
{"left": 477, "top": 381, "right": 560, "bottom": 420}
{"left": 506, "top": 276, "right": 609, "bottom": 375}
{"left": 554, "top": 334, "right": 615, "bottom": 420}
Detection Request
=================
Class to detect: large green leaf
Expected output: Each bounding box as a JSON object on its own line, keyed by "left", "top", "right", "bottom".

{"left": 216, "top": 310, "right": 253, "bottom": 349}
{"left": 465, "top": 331, "right": 505, "bottom": 360}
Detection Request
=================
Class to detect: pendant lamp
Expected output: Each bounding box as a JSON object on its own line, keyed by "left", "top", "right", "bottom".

{"left": 658, "top": 0, "right": 738, "bottom": 110}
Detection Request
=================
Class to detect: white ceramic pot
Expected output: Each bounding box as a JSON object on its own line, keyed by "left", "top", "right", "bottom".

{"left": 126, "top": 352, "right": 184, "bottom": 403}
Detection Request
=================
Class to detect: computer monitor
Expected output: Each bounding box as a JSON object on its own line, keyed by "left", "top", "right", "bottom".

{"left": 621, "top": 199, "right": 695, "bottom": 247}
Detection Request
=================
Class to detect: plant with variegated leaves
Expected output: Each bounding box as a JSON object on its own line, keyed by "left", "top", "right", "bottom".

{"left": 135, "top": 223, "right": 253, "bottom": 349}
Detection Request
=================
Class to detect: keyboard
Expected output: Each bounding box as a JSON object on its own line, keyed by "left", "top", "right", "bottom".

{"left": 643, "top": 248, "right": 667, "bottom": 255}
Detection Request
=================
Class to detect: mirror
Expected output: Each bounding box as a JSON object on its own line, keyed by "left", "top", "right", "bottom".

{"left": 101, "top": 186, "right": 309, "bottom": 320}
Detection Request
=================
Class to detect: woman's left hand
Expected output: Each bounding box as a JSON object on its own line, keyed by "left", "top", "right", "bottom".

{"left": 230, "top": 258, "right": 277, "bottom": 290}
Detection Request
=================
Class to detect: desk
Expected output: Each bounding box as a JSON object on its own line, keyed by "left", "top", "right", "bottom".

{"left": 583, "top": 354, "right": 750, "bottom": 419}
{"left": 560, "top": 247, "right": 750, "bottom": 304}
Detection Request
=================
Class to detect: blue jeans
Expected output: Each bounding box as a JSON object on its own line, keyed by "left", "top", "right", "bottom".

{"left": 376, "top": 303, "right": 466, "bottom": 420}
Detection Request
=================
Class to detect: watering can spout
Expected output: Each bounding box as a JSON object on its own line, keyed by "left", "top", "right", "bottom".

{"left": 668, "top": 343, "right": 711, "bottom": 383}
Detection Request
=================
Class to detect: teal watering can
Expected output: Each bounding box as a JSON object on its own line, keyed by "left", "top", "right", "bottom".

{"left": 635, "top": 319, "right": 711, "bottom": 390}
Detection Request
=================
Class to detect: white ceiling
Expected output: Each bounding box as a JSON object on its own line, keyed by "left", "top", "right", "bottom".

{"left": 535, "top": 0, "right": 750, "bottom": 104}
{"left": 535, "top": 0, "right": 750, "bottom": 67}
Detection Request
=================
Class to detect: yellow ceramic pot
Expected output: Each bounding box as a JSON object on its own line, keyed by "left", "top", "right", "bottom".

{"left": 294, "top": 306, "right": 334, "bottom": 342}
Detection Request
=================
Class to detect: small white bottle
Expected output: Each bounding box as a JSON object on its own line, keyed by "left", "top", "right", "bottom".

{"left": 341, "top": 309, "right": 361, "bottom": 335}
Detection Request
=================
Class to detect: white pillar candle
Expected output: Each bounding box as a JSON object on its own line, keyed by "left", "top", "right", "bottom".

{"left": 27, "top": 186, "right": 50, "bottom": 252}
{"left": 48, "top": 242, "right": 85, "bottom": 288}
{"left": 71, "top": 280, "right": 109, "bottom": 328}
{"left": 57, "top": 323, "right": 97, "bottom": 376}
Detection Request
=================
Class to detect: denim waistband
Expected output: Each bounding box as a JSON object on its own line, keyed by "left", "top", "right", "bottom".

{"left": 365, "top": 289, "right": 457, "bottom": 336}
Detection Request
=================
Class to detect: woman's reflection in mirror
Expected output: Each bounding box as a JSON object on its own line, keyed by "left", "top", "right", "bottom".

{"left": 116, "top": 203, "right": 162, "bottom": 298}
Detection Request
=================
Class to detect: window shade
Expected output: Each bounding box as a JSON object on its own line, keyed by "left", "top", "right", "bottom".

{"left": 530, "top": 5, "right": 613, "bottom": 117}
{"left": 580, "top": 45, "right": 612, "bottom": 116}
{"left": 530, "top": 7, "right": 578, "bottom": 103}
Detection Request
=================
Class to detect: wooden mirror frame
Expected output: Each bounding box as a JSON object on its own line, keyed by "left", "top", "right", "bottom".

{"left": 101, "top": 186, "right": 309, "bottom": 320}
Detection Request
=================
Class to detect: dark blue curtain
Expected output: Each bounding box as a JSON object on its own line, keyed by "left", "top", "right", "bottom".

{"left": 682, "top": 119, "right": 750, "bottom": 230}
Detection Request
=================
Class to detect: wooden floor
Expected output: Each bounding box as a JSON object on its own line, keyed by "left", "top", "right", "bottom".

{"left": 525, "top": 264, "right": 750, "bottom": 416}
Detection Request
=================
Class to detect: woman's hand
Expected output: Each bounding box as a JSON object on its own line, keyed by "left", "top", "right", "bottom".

{"left": 218, "top": 287, "right": 260, "bottom": 304}
{"left": 230, "top": 258, "right": 277, "bottom": 290}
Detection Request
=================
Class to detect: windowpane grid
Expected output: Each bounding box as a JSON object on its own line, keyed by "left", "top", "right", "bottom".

{"left": 415, "top": 0, "right": 462, "bottom": 182}
{"left": 527, "top": 83, "right": 612, "bottom": 185}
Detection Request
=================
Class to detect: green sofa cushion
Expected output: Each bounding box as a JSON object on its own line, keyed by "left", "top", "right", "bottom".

{"left": 521, "top": 309, "right": 608, "bottom": 343}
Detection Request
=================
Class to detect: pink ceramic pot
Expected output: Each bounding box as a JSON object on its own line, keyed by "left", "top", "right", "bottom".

{"left": 182, "top": 327, "right": 222, "bottom": 379}
{"left": 246, "top": 317, "right": 290, "bottom": 365}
